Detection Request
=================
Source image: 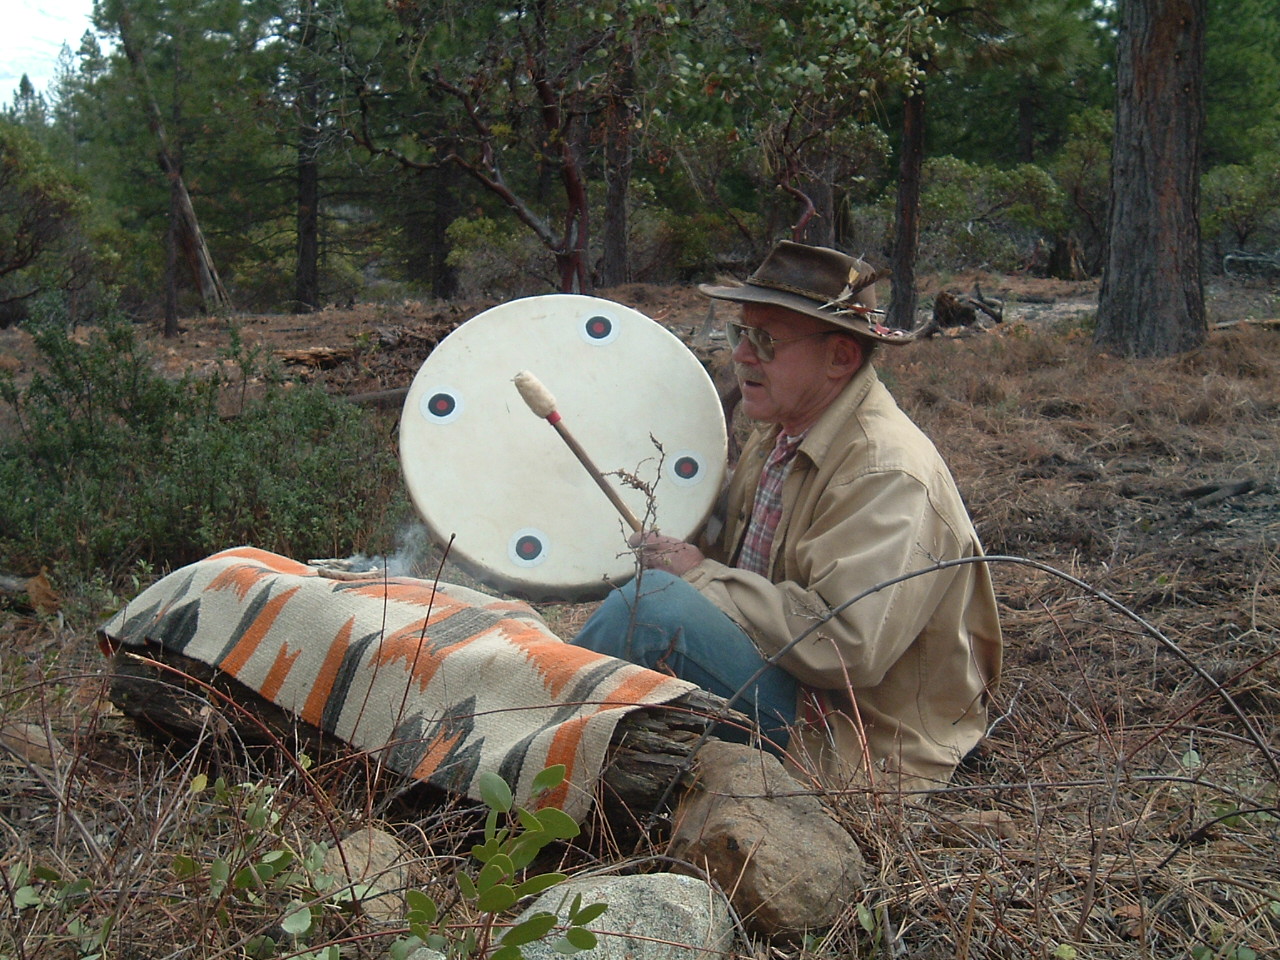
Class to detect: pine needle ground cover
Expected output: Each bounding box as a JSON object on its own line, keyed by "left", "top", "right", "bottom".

{"left": 1, "top": 296, "right": 1277, "bottom": 959}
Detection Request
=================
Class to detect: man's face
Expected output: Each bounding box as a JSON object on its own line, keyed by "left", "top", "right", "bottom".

{"left": 731, "top": 303, "right": 862, "bottom": 435}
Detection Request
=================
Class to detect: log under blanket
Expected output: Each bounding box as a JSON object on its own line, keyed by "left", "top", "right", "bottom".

{"left": 98, "top": 547, "right": 696, "bottom": 820}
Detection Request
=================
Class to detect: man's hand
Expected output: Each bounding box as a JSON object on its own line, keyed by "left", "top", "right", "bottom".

{"left": 628, "top": 531, "right": 705, "bottom": 576}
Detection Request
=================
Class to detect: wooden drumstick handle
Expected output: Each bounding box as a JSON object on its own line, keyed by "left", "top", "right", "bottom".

{"left": 513, "top": 370, "right": 643, "bottom": 533}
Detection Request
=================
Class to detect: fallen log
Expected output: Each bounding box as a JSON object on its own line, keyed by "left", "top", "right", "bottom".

{"left": 108, "top": 644, "right": 739, "bottom": 819}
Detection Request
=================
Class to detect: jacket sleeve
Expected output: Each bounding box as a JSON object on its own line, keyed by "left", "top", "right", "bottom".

{"left": 683, "top": 467, "right": 969, "bottom": 690}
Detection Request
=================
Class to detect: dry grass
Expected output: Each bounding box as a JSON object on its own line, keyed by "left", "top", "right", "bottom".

{"left": 2, "top": 320, "right": 1278, "bottom": 960}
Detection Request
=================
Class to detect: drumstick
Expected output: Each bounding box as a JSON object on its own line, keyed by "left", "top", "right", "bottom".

{"left": 513, "top": 370, "right": 644, "bottom": 533}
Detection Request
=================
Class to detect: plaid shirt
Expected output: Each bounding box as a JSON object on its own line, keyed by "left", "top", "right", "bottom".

{"left": 736, "top": 431, "right": 805, "bottom": 576}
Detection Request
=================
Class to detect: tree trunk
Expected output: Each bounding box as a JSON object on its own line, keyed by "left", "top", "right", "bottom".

{"left": 294, "top": 140, "right": 320, "bottom": 313}
{"left": 1095, "top": 0, "right": 1206, "bottom": 358}
{"left": 293, "top": 0, "right": 321, "bottom": 314}
{"left": 164, "top": 177, "right": 180, "bottom": 336}
{"left": 887, "top": 87, "right": 926, "bottom": 332}
{"left": 429, "top": 167, "right": 460, "bottom": 300}
{"left": 599, "top": 47, "right": 634, "bottom": 288}
{"left": 113, "top": 2, "right": 231, "bottom": 315}
{"left": 1017, "top": 85, "right": 1038, "bottom": 163}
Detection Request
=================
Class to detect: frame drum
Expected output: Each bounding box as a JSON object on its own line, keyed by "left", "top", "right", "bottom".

{"left": 400, "top": 295, "right": 727, "bottom": 601}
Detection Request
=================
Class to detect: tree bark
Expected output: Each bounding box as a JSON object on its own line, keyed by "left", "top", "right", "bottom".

{"left": 1095, "top": 0, "right": 1206, "bottom": 357}
{"left": 164, "top": 177, "right": 180, "bottom": 336}
{"left": 599, "top": 46, "right": 635, "bottom": 288}
{"left": 292, "top": 1, "right": 322, "bottom": 314}
{"left": 113, "top": 1, "right": 231, "bottom": 316}
{"left": 887, "top": 87, "right": 926, "bottom": 332}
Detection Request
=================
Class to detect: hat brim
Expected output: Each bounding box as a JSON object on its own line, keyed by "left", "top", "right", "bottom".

{"left": 698, "top": 281, "right": 918, "bottom": 345}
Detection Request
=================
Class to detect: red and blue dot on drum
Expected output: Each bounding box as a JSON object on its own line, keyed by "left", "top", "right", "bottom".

{"left": 399, "top": 295, "right": 728, "bottom": 601}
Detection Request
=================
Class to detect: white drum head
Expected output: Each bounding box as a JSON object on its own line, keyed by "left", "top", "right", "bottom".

{"left": 399, "top": 295, "right": 727, "bottom": 600}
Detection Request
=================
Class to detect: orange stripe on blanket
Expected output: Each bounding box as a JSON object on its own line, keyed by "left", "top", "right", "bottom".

{"left": 503, "top": 627, "right": 612, "bottom": 698}
{"left": 347, "top": 580, "right": 453, "bottom": 608}
{"left": 209, "top": 547, "right": 316, "bottom": 576}
{"left": 538, "top": 714, "right": 588, "bottom": 811}
{"left": 259, "top": 642, "right": 303, "bottom": 701}
{"left": 371, "top": 619, "right": 479, "bottom": 692}
{"left": 538, "top": 668, "right": 676, "bottom": 810}
{"left": 593, "top": 667, "right": 674, "bottom": 709}
{"left": 411, "top": 727, "right": 465, "bottom": 781}
{"left": 301, "top": 617, "right": 355, "bottom": 727}
{"left": 208, "top": 562, "right": 288, "bottom": 601}
{"left": 220, "top": 585, "right": 302, "bottom": 678}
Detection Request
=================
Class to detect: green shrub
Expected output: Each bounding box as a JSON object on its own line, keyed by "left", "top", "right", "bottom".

{"left": 913, "top": 156, "right": 1066, "bottom": 271}
{"left": 0, "top": 304, "right": 401, "bottom": 591}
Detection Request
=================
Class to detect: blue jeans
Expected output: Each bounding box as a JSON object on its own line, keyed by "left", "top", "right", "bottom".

{"left": 572, "top": 571, "right": 797, "bottom": 753}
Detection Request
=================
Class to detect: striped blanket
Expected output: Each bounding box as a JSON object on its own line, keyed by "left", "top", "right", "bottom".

{"left": 98, "top": 547, "right": 695, "bottom": 820}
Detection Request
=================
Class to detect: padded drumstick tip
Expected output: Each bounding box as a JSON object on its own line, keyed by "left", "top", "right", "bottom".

{"left": 514, "top": 370, "right": 558, "bottom": 419}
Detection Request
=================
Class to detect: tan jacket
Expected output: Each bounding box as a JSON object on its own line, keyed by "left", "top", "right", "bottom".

{"left": 685, "top": 363, "right": 1002, "bottom": 791}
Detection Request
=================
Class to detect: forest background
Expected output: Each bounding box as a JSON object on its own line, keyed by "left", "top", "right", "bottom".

{"left": 3, "top": 0, "right": 1279, "bottom": 336}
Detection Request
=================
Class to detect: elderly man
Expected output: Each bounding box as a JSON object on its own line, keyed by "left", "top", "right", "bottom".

{"left": 574, "top": 240, "right": 1001, "bottom": 791}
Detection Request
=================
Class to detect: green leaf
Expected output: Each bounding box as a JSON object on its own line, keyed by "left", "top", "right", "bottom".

{"left": 59, "top": 877, "right": 92, "bottom": 901}
{"left": 515, "top": 873, "right": 567, "bottom": 898}
{"left": 489, "top": 946, "right": 522, "bottom": 960}
{"left": 472, "top": 835, "right": 501, "bottom": 863}
{"left": 1052, "top": 945, "right": 1078, "bottom": 960}
{"left": 517, "top": 806, "right": 543, "bottom": 833}
{"left": 856, "top": 901, "right": 876, "bottom": 933}
{"left": 566, "top": 928, "right": 598, "bottom": 948}
{"left": 243, "top": 934, "right": 277, "bottom": 959}
{"left": 535, "top": 808, "right": 580, "bottom": 840}
{"left": 260, "top": 849, "right": 293, "bottom": 870}
{"left": 477, "top": 859, "right": 509, "bottom": 893}
{"left": 210, "top": 859, "right": 229, "bottom": 896}
{"left": 14, "top": 885, "right": 43, "bottom": 909}
{"left": 457, "top": 872, "right": 478, "bottom": 900}
{"left": 476, "top": 883, "right": 518, "bottom": 913}
{"left": 389, "top": 937, "right": 422, "bottom": 960}
{"left": 332, "top": 882, "right": 381, "bottom": 905}
{"left": 172, "top": 855, "right": 199, "bottom": 880}
{"left": 281, "top": 901, "right": 316, "bottom": 937}
{"left": 569, "top": 901, "right": 607, "bottom": 926}
{"left": 559, "top": 927, "right": 598, "bottom": 951}
{"left": 478, "top": 771, "right": 514, "bottom": 812}
{"left": 508, "top": 832, "right": 550, "bottom": 871}
{"left": 529, "top": 765, "right": 567, "bottom": 797}
{"left": 189, "top": 772, "right": 208, "bottom": 794}
{"left": 501, "top": 911, "right": 558, "bottom": 946}
{"left": 405, "top": 888, "right": 438, "bottom": 923}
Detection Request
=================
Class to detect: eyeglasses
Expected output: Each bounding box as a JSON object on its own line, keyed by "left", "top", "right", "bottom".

{"left": 725, "top": 321, "right": 835, "bottom": 362}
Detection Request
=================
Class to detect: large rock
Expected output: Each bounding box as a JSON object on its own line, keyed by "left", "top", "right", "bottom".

{"left": 667, "top": 741, "right": 864, "bottom": 938}
{"left": 322, "top": 827, "right": 411, "bottom": 922}
{"left": 514, "top": 873, "right": 734, "bottom": 960}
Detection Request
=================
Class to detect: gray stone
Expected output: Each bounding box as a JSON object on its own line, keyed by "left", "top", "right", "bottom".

{"left": 667, "top": 741, "right": 864, "bottom": 939}
{"left": 514, "top": 873, "right": 735, "bottom": 960}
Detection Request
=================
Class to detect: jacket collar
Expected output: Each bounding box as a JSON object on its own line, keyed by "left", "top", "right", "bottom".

{"left": 789, "top": 362, "right": 879, "bottom": 466}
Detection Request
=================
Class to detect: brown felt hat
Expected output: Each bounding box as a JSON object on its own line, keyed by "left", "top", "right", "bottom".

{"left": 698, "top": 240, "right": 917, "bottom": 344}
